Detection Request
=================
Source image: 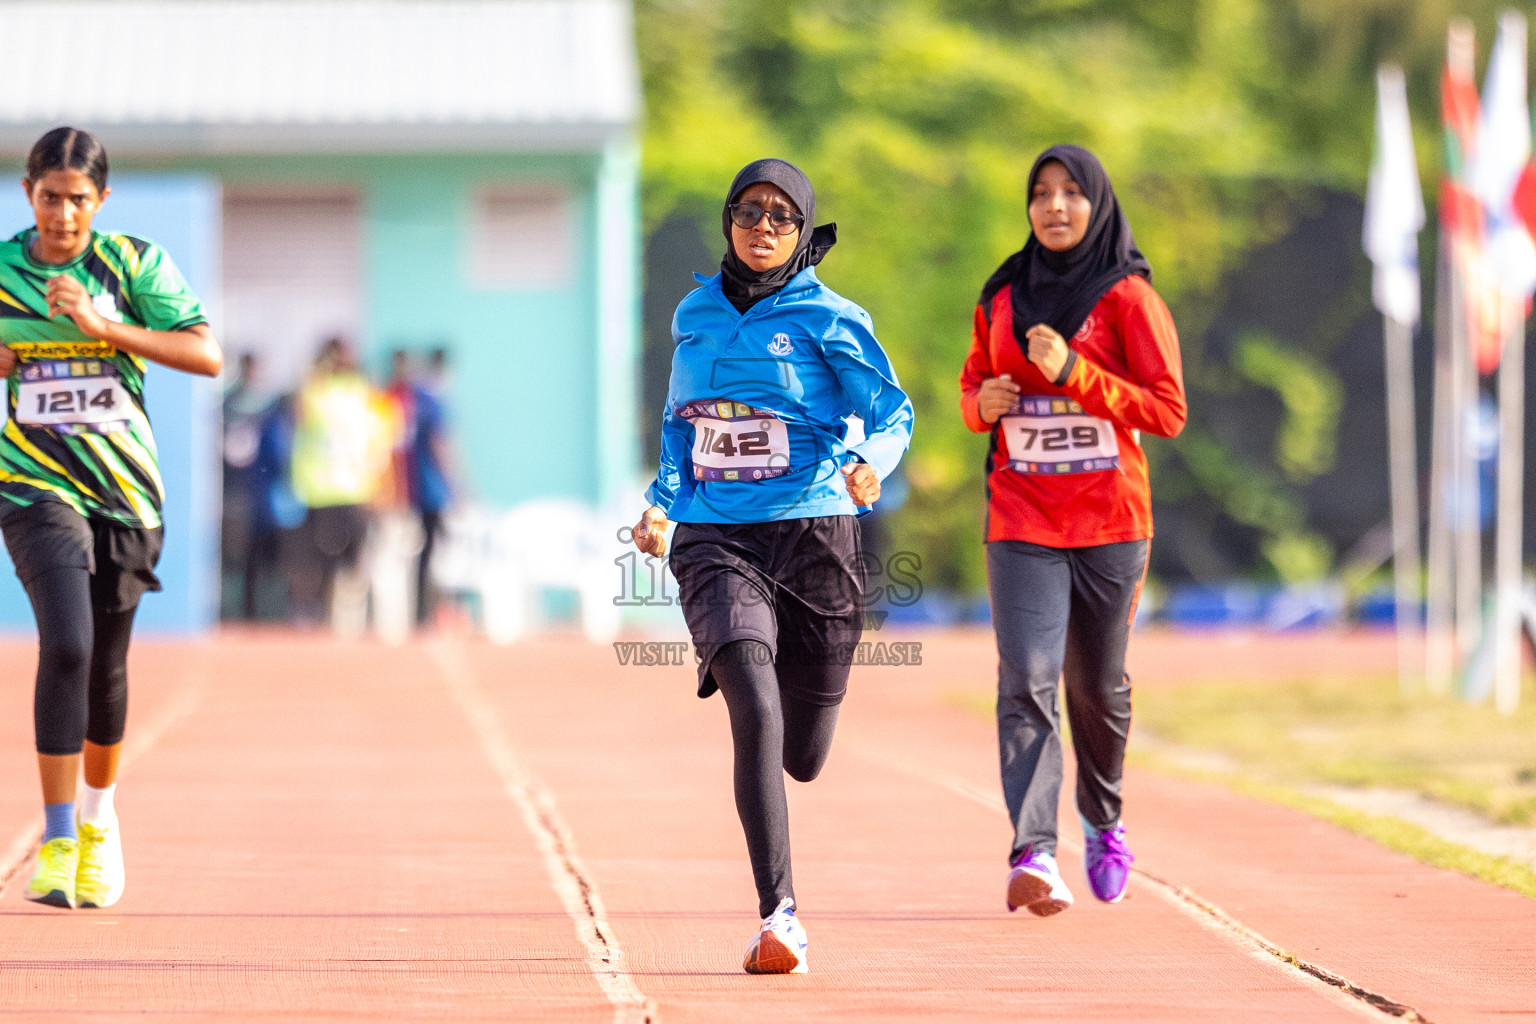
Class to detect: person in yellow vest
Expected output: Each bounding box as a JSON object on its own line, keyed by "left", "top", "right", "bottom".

{"left": 288, "top": 338, "right": 397, "bottom": 629}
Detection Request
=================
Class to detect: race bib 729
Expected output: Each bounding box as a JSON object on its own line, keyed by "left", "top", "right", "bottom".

{"left": 999, "top": 397, "right": 1119, "bottom": 475}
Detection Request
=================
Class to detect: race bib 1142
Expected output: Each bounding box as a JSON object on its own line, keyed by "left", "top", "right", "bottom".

{"left": 16, "top": 359, "right": 132, "bottom": 435}
{"left": 999, "top": 397, "right": 1119, "bottom": 475}
{"left": 680, "top": 399, "right": 791, "bottom": 482}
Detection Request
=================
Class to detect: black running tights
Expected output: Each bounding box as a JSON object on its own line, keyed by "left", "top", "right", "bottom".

{"left": 711, "top": 639, "right": 841, "bottom": 918}
{"left": 27, "top": 566, "right": 137, "bottom": 756}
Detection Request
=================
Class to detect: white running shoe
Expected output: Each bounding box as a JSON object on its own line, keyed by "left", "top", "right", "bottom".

{"left": 1006, "top": 846, "right": 1074, "bottom": 917}
{"left": 742, "top": 897, "right": 809, "bottom": 974}
{"left": 75, "top": 817, "right": 125, "bottom": 909}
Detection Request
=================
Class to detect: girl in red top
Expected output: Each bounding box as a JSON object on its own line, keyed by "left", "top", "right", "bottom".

{"left": 959, "top": 145, "right": 1185, "bottom": 916}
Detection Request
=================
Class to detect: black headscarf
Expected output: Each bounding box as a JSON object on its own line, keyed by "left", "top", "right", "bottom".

{"left": 979, "top": 145, "right": 1151, "bottom": 347}
{"left": 719, "top": 158, "right": 838, "bottom": 313}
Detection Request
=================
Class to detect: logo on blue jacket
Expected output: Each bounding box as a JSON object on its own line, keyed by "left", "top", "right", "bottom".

{"left": 768, "top": 333, "right": 794, "bottom": 356}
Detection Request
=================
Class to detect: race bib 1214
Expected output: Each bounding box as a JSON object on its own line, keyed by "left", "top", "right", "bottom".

{"left": 16, "top": 360, "right": 132, "bottom": 434}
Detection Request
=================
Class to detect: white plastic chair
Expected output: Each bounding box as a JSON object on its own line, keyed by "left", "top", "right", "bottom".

{"left": 445, "top": 500, "right": 622, "bottom": 645}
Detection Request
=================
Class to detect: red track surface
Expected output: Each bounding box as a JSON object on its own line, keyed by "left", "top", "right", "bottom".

{"left": 0, "top": 629, "right": 1530, "bottom": 1022}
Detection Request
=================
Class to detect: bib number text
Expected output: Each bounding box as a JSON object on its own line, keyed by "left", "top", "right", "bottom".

{"left": 680, "top": 400, "right": 791, "bottom": 482}
{"left": 1000, "top": 398, "right": 1119, "bottom": 475}
{"left": 15, "top": 360, "right": 132, "bottom": 434}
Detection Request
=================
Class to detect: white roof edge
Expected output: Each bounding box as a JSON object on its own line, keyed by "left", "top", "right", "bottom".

{"left": 0, "top": 123, "right": 637, "bottom": 159}
{"left": 0, "top": 0, "right": 641, "bottom": 153}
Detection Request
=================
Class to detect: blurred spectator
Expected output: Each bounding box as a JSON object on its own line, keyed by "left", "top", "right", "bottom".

{"left": 252, "top": 393, "right": 305, "bottom": 619}
{"left": 386, "top": 347, "right": 456, "bottom": 628}
{"left": 288, "top": 338, "right": 398, "bottom": 629}
{"left": 221, "top": 352, "right": 275, "bottom": 619}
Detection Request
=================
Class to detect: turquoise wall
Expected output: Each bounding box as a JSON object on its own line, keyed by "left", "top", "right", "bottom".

{"left": 592, "top": 139, "right": 642, "bottom": 513}
{"left": 122, "top": 149, "right": 640, "bottom": 510}
{"left": 365, "top": 157, "right": 597, "bottom": 506}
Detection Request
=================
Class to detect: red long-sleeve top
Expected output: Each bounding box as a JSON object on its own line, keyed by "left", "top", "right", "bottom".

{"left": 959, "top": 275, "right": 1186, "bottom": 547}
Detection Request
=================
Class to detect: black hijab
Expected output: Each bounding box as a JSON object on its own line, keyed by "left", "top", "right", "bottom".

{"left": 979, "top": 145, "right": 1151, "bottom": 346}
{"left": 719, "top": 158, "right": 838, "bottom": 313}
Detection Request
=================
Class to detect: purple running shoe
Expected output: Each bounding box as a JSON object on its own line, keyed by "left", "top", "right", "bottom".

{"left": 1006, "top": 846, "right": 1074, "bottom": 917}
{"left": 1082, "top": 823, "right": 1135, "bottom": 903}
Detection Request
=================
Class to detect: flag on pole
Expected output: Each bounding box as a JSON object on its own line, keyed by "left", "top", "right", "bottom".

{"left": 1470, "top": 10, "right": 1536, "bottom": 305}
{"left": 1475, "top": 11, "right": 1533, "bottom": 717}
{"left": 1442, "top": 31, "right": 1480, "bottom": 178}
{"left": 1513, "top": 162, "right": 1536, "bottom": 240}
{"left": 1366, "top": 64, "right": 1427, "bottom": 698}
{"left": 1440, "top": 28, "right": 1503, "bottom": 375}
{"left": 1365, "top": 65, "right": 1425, "bottom": 327}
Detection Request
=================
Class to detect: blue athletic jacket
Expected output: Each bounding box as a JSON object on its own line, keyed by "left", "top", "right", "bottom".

{"left": 646, "top": 267, "right": 913, "bottom": 524}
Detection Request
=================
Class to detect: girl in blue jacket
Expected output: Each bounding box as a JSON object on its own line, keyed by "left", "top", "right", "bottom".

{"left": 632, "top": 158, "right": 913, "bottom": 974}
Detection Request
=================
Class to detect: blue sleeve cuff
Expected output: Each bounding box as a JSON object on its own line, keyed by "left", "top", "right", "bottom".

{"left": 849, "top": 434, "right": 907, "bottom": 481}
{"left": 644, "top": 482, "right": 673, "bottom": 514}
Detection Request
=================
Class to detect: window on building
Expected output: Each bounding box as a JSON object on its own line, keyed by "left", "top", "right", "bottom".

{"left": 468, "top": 185, "right": 574, "bottom": 290}
{"left": 223, "top": 188, "right": 363, "bottom": 390}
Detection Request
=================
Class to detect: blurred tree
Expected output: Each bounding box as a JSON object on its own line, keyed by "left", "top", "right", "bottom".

{"left": 635, "top": 0, "right": 1511, "bottom": 591}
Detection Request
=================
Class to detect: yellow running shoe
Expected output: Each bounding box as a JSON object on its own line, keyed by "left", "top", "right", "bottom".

{"left": 25, "top": 837, "right": 78, "bottom": 909}
{"left": 76, "top": 819, "right": 124, "bottom": 909}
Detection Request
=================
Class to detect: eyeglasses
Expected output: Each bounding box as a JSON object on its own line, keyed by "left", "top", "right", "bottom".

{"left": 728, "top": 203, "right": 805, "bottom": 235}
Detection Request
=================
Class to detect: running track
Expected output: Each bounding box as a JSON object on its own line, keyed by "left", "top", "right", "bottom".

{"left": 0, "top": 630, "right": 1531, "bottom": 1022}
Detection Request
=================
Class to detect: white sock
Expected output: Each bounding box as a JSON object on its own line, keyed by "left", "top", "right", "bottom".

{"left": 78, "top": 783, "right": 116, "bottom": 826}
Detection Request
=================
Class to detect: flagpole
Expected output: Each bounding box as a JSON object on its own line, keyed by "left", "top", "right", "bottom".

{"left": 1446, "top": 21, "right": 1484, "bottom": 668}
{"left": 1366, "top": 63, "right": 1426, "bottom": 696}
{"left": 1385, "top": 313, "right": 1422, "bottom": 693}
{"left": 1426, "top": 235, "right": 1457, "bottom": 692}
{"left": 1452, "top": 264, "right": 1482, "bottom": 667}
{"left": 1472, "top": 9, "right": 1534, "bottom": 713}
{"left": 1493, "top": 298, "right": 1526, "bottom": 712}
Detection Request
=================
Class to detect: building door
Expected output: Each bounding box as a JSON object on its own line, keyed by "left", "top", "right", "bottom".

{"left": 222, "top": 189, "right": 363, "bottom": 390}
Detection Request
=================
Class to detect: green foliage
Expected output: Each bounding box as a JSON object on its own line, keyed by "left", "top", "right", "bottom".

{"left": 635, "top": 0, "right": 1511, "bottom": 589}
{"left": 1233, "top": 333, "right": 1343, "bottom": 481}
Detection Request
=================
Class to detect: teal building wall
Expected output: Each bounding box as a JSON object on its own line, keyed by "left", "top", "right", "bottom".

{"left": 151, "top": 145, "right": 641, "bottom": 510}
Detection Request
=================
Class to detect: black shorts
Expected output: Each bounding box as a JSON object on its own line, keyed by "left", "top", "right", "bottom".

{"left": 669, "top": 516, "right": 865, "bottom": 706}
{"left": 0, "top": 499, "right": 163, "bottom": 614}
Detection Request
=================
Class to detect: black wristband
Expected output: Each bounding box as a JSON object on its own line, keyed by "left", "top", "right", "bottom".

{"left": 1052, "top": 349, "right": 1079, "bottom": 388}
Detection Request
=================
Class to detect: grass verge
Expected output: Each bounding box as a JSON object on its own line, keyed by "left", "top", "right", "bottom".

{"left": 1129, "top": 674, "right": 1536, "bottom": 827}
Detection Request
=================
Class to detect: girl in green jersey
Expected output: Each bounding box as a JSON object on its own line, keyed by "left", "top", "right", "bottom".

{"left": 0, "top": 127, "right": 222, "bottom": 909}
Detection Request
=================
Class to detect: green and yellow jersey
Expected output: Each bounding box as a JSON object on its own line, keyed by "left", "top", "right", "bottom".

{"left": 0, "top": 228, "right": 208, "bottom": 529}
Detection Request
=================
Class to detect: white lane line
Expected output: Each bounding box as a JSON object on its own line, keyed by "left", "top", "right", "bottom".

{"left": 0, "top": 668, "right": 205, "bottom": 898}
{"left": 842, "top": 734, "right": 1428, "bottom": 1024}
{"left": 432, "top": 642, "right": 656, "bottom": 1024}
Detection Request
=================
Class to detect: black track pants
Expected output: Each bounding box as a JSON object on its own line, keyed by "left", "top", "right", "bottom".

{"left": 987, "top": 539, "right": 1148, "bottom": 860}
{"left": 26, "top": 566, "right": 138, "bottom": 756}
{"left": 1, "top": 501, "right": 158, "bottom": 756}
{"left": 710, "top": 639, "right": 841, "bottom": 918}
{"left": 416, "top": 509, "right": 443, "bottom": 627}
